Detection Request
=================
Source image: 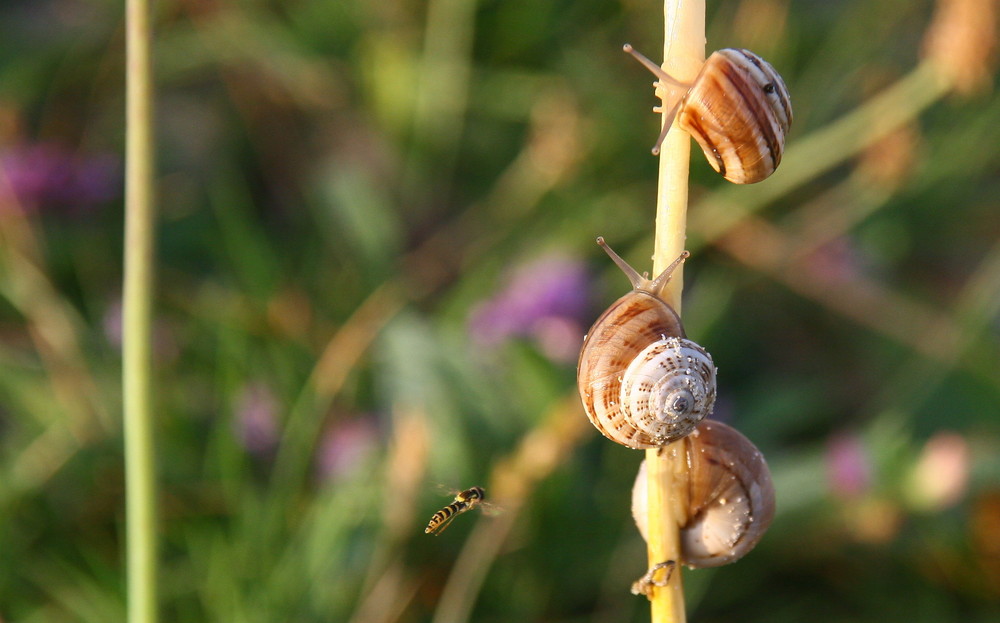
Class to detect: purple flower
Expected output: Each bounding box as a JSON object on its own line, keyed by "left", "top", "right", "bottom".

{"left": 0, "top": 143, "right": 119, "bottom": 212}
{"left": 468, "top": 254, "right": 591, "bottom": 362}
{"left": 826, "top": 432, "right": 871, "bottom": 499}
{"left": 233, "top": 383, "right": 280, "bottom": 456}
{"left": 315, "top": 416, "right": 379, "bottom": 482}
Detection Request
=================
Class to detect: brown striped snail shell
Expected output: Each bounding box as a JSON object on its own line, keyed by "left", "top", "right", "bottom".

{"left": 631, "top": 419, "right": 776, "bottom": 567}
{"left": 577, "top": 238, "right": 717, "bottom": 450}
{"left": 623, "top": 44, "right": 793, "bottom": 184}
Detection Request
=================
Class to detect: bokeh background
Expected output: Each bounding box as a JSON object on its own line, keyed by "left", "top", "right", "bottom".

{"left": 1, "top": 0, "right": 999, "bottom": 621}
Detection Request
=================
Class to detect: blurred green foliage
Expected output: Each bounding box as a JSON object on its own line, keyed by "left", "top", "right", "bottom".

{"left": 0, "top": 0, "right": 998, "bottom": 621}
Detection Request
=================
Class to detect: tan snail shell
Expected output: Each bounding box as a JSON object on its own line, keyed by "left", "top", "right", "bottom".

{"left": 632, "top": 419, "right": 776, "bottom": 567}
{"left": 577, "top": 238, "right": 717, "bottom": 450}
{"left": 623, "top": 44, "right": 793, "bottom": 184}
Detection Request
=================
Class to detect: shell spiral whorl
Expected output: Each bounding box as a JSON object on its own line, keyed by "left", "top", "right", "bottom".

{"left": 621, "top": 337, "right": 716, "bottom": 444}
{"left": 577, "top": 238, "right": 717, "bottom": 449}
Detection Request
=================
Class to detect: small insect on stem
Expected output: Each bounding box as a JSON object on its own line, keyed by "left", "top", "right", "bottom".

{"left": 425, "top": 486, "right": 487, "bottom": 535}
{"left": 630, "top": 560, "right": 676, "bottom": 597}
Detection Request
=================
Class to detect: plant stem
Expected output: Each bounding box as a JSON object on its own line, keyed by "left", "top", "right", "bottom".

{"left": 124, "top": 0, "right": 158, "bottom": 621}
{"left": 645, "top": 1, "right": 705, "bottom": 622}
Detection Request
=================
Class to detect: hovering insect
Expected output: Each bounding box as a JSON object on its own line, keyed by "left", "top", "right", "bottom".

{"left": 424, "top": 486, "right": 488, "bottom": 535}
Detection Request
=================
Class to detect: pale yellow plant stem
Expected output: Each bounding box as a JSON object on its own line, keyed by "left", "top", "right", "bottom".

{"left": 124, "top": 0, "right": 158, "bottom": 621}
{"left": 645, "top": 1, "right": 705, "bottom": 622}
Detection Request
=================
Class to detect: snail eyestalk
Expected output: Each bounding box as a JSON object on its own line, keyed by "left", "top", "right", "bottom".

{"left": 648, "top": 251, "right": 690, "bottom": 299}
{"left": 623, "top": 43, "right": 689, "bottom": 156}
{"left": 595, "top": 237, "right": 689, "bottom": 297}
{"left": 624, "top": 43, "right": 689, "bottom": 89}
{"left": 597, "top": 236, "right": 645, "bottom": 290}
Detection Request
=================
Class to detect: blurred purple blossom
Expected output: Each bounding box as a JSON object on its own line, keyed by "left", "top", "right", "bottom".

{"left": 468, "top": 254, "right": 591, "bottom": 362}
{"left": 315, "top": 416, "right": 379, "bottom": 482}
{"left": 826, "top": 432, "right": 871, "bottom": 499}
{"left": 233, "top": 382, "right": 280, "bottom": 456}
{"left": 0, "top": 142, "right": 119, "bottom": 212}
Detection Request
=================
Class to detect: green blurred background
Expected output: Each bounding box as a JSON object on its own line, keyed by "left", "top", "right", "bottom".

{"left": 0, "top": 0, "right": 998, "bottom": 621}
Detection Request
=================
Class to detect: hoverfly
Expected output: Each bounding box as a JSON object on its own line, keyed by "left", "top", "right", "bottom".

{"left": 424, "top": 486, "right": 489, "bottom": 535}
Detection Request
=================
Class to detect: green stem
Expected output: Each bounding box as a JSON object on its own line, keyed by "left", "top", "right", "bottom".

{"left": 124, "top": 0, "right": 158, "bottom": 621}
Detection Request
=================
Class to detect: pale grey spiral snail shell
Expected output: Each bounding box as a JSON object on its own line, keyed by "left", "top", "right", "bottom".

{"left": 632, "top": 419, "right": 776, "bottom": 567}
{"left": 624, "top": 44, "right": 793, "bottom": 184}
{"left": 577, "top": 238, "right": 717, "bottom": 450}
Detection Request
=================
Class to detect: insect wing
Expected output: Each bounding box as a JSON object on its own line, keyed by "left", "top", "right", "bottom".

{"left": 476, "top": 499, "right": 503, "bottom": 517}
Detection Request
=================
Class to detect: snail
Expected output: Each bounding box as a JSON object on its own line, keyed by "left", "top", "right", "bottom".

{"left": 623, "top": 43, "right": 792, "bottom": 184}
{"left": 631, "top": 419, "right": 776, "bottom": 567}
{"left": 577, "top": 237, "right": 717, "bottom": 449}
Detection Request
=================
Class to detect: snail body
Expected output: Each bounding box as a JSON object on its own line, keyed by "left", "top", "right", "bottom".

{"left": 631, "top": 419, "right": 776, "bottom": 567}
{"left": 577, "top": 238, "right": 717, "bottom": 449}
{"left": 624, "top": 44, "right": 792, "bottom": 184}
